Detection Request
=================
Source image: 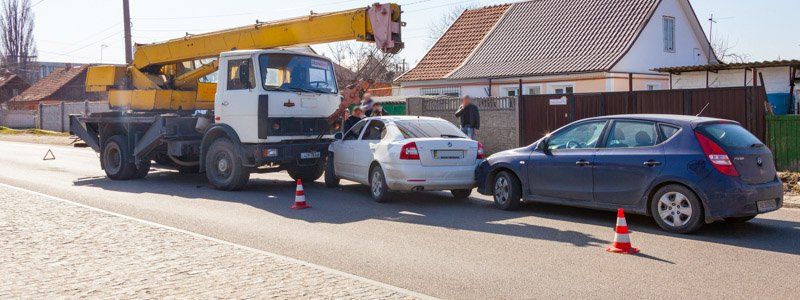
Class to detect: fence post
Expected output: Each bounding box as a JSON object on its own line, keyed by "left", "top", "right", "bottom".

{"left": 517, "top": 95, "right": 525, "bottom": 147}
{"left": 84, "top": 100, "right": 89, "bottom": 116}
{"left": 38, "top": 102, "right": 43, "bottom": 129}
{"left": 599, "top": 93, "right": 605, "bottom": 115}
{"left": 682, "top": 90, "right": 692, "bottom": 115}
{"left": 60, "top": 101, "right": 65, "bottom": 132}
{"left": 567, "top": 94, "right": 576, "bottom": 122}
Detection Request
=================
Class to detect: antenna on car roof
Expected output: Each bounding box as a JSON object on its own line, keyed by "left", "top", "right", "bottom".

{"left": 696, "top": 102, "right": 710, "bottom": 117}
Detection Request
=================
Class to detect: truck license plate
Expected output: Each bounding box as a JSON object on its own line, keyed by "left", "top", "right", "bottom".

{"left": 757, "top": 199, "right": 777, "bottom": 212}
{"left": 300, "top": 151, "right": 321, "bottom": 159}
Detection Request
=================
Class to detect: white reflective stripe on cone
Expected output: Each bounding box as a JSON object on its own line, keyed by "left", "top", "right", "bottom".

{"left": 614, "top": 233, "right": 631, "bottom": 244}
{"left": 616, "top": 217, "right": 627, "bottom": 227}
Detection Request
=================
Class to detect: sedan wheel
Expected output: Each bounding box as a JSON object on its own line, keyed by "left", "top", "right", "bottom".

{"left": 369, "top": 165, "right": 390, "bottom": 203}
{"left": 650, "top": 184, "right": 704, "bottom": 233}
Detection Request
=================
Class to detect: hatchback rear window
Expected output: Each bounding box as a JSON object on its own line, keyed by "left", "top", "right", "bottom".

{"left": 395, "top": 119, "right": 466, "bottom": 139}
{"left": 695, "top": 123, "right": 761, "bottom": 149}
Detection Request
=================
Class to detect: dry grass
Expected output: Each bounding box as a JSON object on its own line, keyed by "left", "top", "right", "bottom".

{"left": 778, "top": 172, "right": 800, "bottom": 195}
{"left": 0, "top": 126, "right": 67, "bottom": 136}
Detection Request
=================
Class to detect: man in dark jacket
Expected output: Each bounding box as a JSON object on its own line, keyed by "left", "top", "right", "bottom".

{"left": 454, "top": 96, "right": 480, "bottom": 139}
{"left": 343, "top": 107, "right": 364, "bottom": 134}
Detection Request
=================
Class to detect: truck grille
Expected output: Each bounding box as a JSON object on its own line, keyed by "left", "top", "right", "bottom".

{"left": 267, "top": 117, "right": 329, "bottom": 136}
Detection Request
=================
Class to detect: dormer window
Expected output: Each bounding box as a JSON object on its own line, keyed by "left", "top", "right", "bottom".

{"left": 663, "top": 16, "right": 675, "bottom": 52}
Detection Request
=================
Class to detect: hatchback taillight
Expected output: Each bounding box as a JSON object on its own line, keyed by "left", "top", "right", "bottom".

{"left": 477, "top": 142, "right": 485, "bottom": 159}
{"left": 400, "top": 142, "right": 420, "bottom": 160}
{"left": 694, "top": 131, "right": 739, "bottom": 177}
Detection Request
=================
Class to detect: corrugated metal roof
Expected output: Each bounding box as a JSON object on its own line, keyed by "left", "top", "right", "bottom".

{"left": 449, "top": 0, "right": 660, "bottom": 79}
{"left": 653, "top": 60, "right": 800, "bottom": 73}
{"left": 394, "top": 4, "right": 511, "bottom": 82}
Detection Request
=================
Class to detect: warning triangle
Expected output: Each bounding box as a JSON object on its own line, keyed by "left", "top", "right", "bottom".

{"left": 43, "top": 149, "right": 55, "bottom": 161}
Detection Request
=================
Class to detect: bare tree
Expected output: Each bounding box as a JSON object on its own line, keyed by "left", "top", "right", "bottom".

{"left": 425, "top": 5, "right": 474, "bottom": 48}
{"left": 326, "top": 41, "right": 404, "bottom": 87}
{"left": 0, "top": 0, "right": 37, "bottom": 82}
{"left": 711, "top": 34, "right": 750, "bottom": 64}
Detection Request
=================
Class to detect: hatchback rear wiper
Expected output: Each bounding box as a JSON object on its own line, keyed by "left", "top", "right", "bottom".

{"left": 751, "top": 143, "right": 765, "bottom": 148}
{"left": 441, "top": 134, "right": 465, "bottom": 138}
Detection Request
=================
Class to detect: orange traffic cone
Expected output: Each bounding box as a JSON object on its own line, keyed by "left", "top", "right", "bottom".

{"left": 291, "top": 179, "right": 310, "bottom": 210}
{"left": 606, "top": 208, "right": 639, "bottom": 254}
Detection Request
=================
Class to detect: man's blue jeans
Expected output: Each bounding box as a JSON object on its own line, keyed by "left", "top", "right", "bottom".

{"left": 461, "top": 125, "right": 475, "bottom": 139}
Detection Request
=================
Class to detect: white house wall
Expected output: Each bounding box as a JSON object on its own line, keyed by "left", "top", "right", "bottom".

{"left": 611, "top": 0, "right": 710, "bottom": 74}
{"left": 671, "top": 67, "right": 792, "bottom": 94}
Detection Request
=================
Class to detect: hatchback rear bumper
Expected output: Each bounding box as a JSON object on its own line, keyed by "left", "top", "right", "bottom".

{"left": 701, "top": 177, "right": 784, "bottom": 222}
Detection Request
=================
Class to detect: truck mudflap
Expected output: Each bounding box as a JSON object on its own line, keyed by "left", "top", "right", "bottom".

{"left": 241, "top": 140, "right": 332, "bottom": 168}
{"left": 69, "top": 114, "right": 101, "bottom": 152}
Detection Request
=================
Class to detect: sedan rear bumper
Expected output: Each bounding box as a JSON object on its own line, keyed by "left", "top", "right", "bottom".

{"left": 382, "top": 163, "right": 477, "bottom": 191}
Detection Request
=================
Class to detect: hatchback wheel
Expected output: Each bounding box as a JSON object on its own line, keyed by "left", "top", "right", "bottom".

{"left": 369, "top": 165, "right": 390, "bottom": 203}
{"left": 650, "top": 184, "right": 704, "bottom": 233}
{"left": 492, "top": 171, "right": 521, "bottom": 210}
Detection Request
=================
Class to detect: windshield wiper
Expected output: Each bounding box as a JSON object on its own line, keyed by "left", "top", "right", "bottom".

{"left": 264, "top": 86, "right": 291, "bottom": 92}
{"left": 286, "top": 87, "right": 317, "bottom": 93}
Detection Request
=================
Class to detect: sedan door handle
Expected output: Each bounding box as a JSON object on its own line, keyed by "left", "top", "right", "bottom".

{"left": 643, "top": 160, "right": 662, "bottom": 167}
{"left": 575, "top": 159, "right": 592, "bottom": 167}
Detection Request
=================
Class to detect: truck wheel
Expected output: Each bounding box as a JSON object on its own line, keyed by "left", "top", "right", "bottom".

{"left": 324, "top": 155, "right": 340, "bottom": 188}
{"left": 102, "top": 135, "right": 138, "bottom": 180}
{"left": 133, "top": 159, "right": 152, "bottom": 179}
{"left": 288, "top": 163, "right": 325, "bottom": 184}
{"left": 205, "top": 138, "right": 250, "bottom": 191}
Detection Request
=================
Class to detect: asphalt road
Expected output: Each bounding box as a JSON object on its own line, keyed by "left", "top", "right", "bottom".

{"left": 2, "top": 140, "right": 799, "bottom": 299}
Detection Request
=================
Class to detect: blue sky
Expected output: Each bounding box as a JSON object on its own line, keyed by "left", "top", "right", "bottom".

{"left": 32, "top": 0, "right": 799, "bottom": 66}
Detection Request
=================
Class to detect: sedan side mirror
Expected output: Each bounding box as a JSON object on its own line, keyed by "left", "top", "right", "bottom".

{"left": 334, "top": 132, "right": 343, "bottom": 140}
{"left": 537, "top": 136, "right": 551, "bottom": 154}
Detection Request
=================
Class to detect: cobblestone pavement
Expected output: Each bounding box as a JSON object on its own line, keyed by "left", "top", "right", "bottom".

{"left": 0, "top": 185, "right": 424, "bottom": 299}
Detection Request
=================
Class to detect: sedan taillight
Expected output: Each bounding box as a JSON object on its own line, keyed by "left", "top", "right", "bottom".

{"left": 694, "top": 131, "right": 739, "bottom": 177}
{"left": 477, "top": 142, "right": 485, "bottom": 159}
{"left": 400, "top": 142, "right": 420, "bottom": 160}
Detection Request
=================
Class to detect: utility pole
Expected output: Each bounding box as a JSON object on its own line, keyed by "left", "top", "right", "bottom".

{"left": 123, "top": 0, "right": 133, "bottom": 64}
{"left": 707, "top": 14, "right": 716, "bottom": 64}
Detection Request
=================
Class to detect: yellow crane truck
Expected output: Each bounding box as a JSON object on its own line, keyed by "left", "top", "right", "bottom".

{"left": 70, "top": 3, "right": 403, "bottom": 190}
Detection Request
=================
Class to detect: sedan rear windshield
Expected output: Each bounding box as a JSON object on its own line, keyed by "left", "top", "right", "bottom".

{"left": 395, "top": 119, "right": 466, "bottom": 139}
{"left": 696, "top": 122, "right": 762, "bottom": 149}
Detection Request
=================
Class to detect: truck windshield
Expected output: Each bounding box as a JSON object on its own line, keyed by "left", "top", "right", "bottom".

{"left": 258, "top": 53, "right": 338, "bottom": 94}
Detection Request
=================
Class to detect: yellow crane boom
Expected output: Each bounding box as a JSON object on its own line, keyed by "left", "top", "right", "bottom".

{"left": 87, "top": 3, "right": 403, "bottom": 111}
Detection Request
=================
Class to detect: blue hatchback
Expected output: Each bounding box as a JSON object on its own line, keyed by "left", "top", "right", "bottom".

{"left": 476, "top": 114, "right": 783, "bottom": 233}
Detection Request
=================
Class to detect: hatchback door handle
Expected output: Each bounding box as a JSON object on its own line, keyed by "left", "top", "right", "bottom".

{"left": 643, "top": 160, "right": 662, "bottom": 167}
{"left": 221, "top": 101, "right": 229, "bottom": 106}
{"left": 575, "top": 159, "right": 591, "bottom": 167}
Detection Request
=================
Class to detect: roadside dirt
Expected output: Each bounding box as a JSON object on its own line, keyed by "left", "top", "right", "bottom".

{"left": 779, "top": 172, "right": 800, "bottom": 195}
{"left": 0, "top": 132, "right": 75, "bottom": 146}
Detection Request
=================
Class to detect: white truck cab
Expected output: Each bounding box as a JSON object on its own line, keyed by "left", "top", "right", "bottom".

{"left": 215, "top": 49, "right": 340, "bottom": 144}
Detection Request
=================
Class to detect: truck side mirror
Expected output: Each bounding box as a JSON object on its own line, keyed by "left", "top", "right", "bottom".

{"left": 334, "top": 132, "right": 343, "bottom": 140}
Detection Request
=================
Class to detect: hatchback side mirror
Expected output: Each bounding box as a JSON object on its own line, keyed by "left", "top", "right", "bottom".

{"left": 334, "top": 132, "right": 343, "bottom": 140}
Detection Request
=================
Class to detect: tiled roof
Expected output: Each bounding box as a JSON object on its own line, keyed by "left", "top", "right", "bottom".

{"left": 450, "top": 0, "right": 660, "bottom": 79}
{"left": 0, "top": 73, "right": 24, "bottom": 88}
{"left": 10, "top": 65, "right": 88, "bottom": 102}
{"left": 395, "top": 4, "right": 511, "bottom": 82}
{"left": 398, "top": 0, "right": 662, "bottom": 82}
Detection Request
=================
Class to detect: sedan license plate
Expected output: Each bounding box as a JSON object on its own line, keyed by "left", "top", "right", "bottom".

{"left": 434, "top": 150, "right": 463, "bottom": 159}
{"left": 300, "top": 151, "right": 321, "bottom": 159}
{"left": 757, "top": 199, "right": 777, "bottom": 212}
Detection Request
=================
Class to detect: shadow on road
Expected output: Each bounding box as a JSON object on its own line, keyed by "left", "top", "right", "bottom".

{"left": 73, "top": 171, "right": 799, "bottom": 256}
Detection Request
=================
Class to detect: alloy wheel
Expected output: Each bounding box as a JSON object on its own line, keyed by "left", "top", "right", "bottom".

{"left": 371, "top": 170, "right": 383, "bottom": 197}
{"left": 494, "top": 176, "right": 509, "bottom": 204}
{"left": 657, "top": 191, "right": 693, "bottom": 227}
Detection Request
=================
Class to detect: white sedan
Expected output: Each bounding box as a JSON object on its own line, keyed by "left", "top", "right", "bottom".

{"left": 325, "top": 116, "right": 485, "bottom": 202}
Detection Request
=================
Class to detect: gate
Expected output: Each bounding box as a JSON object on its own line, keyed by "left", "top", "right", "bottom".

{"left": 520, "top": 86, "right": 769, "bottom": 145}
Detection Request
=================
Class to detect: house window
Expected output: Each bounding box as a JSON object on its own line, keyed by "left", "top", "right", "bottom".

{"left": 420, "top": 86, "right": 460, "bottom": 97}
{"left": 646, "top": 83, "right": 660, "bottom": 91}
{"left": 663, "top": 16, "right": 675, "bottom": 52}
{"left": 528, "top": 86, "right": 541, "bottom": 95}
{"left": 551, "top": 84, "right": 574, "bottom": 95}
{"left": 501, "top": 87, "right": 518, "bottom": 97}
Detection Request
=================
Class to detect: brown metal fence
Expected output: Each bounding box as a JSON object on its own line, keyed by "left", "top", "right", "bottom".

{"left": 520, "top": 86, "right": 769, "bottom": 145}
